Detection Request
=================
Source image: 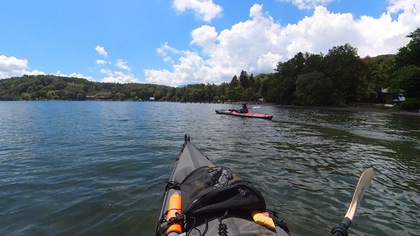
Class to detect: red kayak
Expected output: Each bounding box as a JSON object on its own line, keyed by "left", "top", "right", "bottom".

{"left": 215, "top": 109, "right": 273, "bottom": 119}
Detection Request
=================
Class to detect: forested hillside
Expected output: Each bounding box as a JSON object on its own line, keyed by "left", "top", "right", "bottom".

{"left": 1, "top": 28, "right": 419, "bottom": 111}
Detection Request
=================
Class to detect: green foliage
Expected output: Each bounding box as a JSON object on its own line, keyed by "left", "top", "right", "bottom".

{"left": 362, "top": 55, "right": 395, "bottom": 102}
{"left": 399, "top": 98, "right": 420, "bottom": 112}
{"left": 229, "top": 75, "right": 239, "bottom": 88}
{"left": 273, "top": 52, "right": 325, "bottom": 105}
{"left": 275, "top": 74, "right": 296, "bottom": 104}
{"left": 0, "top": 75, "right": 175, "bottom": 101}
{"left": 295, "top": 71, "right": 336, "bottom": 106}
{"left": 395, "top": 28, "right": 420, "bottom": 68}
{"left": 321, "top": 43, "right": 368, "bottom": 103}
{"left": 390, "top": 27, "right": 420, "bottom": 103}
{"left": 259, "top": 73, "right": 278, "bottom": 103}
{"left": 391, "top": 65, "right": 420, "bottom": 99}
{"left": 239, "top": 70, "right": 250, "bottom": 89}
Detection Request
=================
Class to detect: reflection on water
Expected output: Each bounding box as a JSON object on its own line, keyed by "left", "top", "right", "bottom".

{"left": 0, "top": 102, "right": 419, "bottom": 236}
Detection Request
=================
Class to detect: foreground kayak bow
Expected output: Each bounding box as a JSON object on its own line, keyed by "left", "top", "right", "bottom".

{"left": 155, "top": 135, "right": 289, "bottom": 236}
{"left": 154, "top": 135, "right": 374, "bottom": 235}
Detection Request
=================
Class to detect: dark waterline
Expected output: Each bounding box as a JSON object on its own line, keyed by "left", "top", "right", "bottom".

{"left": 0, "top": 101, "right": 419, "bottom": 235}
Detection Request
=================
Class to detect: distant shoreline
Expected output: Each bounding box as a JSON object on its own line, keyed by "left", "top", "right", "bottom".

{"left": 1, "top": 100, "right": 419, "bottom": 117}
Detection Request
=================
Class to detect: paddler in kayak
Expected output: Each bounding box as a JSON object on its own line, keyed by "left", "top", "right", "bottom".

{"left": 230, "top": 103, "right": 249, "bottom": 113}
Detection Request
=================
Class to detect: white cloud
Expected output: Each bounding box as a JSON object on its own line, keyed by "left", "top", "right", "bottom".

{"left": 68, "top": 73, "right": 94, "bottom": 81}
{"left": 53, "top": 71, "right": 95, "bottom": 81}
{"left": 0, "top": 55, "right": 44, "bottom": 79}
{"left": 190, "top": 25, "right": 218, "bottom": 54}
{"left": 278, "top": 0, "right": 334, "bottom": 9}
{"left": 387, "top": 0, "right": 418, "bottom": 14}
{"left": 96, "top": 59, "right": 108, "bottom": 65}
{"left": 282, "top": 6, "right": 358, "bottom": 56}
{"left": 211, "top": 4, "right": 284, "bottom": 72}
{"left": 144, "top": 50, "right": 224, "bottom": 86}
{"left": 145, "top": 4, "right": 284, "bottom": 86}
{"left": 172, "top": 0, "right": 223, "bottom": 22}
{"left": 95, "top": 53, "right": 136, "bottom": 83}
{"left": 282, "top": 5, "right": 420, "bottom": 57}
{"left": 93, "top": 47, "right": 137, "bottom": 83}
{"left": 116, "top": 59, "right": 131, "bottom": 71}
{"left": 0, "top": 55, "right": 95, "bottom": 81}
{"left": 157, "top": 42, "right": 181, "bottom": 63}
{"left": 145, "top": 2, "right": 420, "bottom": 87}
{"left": 95, "top": 45, "right": 108, "bottom": 57}
{"left": 100, "top": 68, "right": 139, "bottom": 83}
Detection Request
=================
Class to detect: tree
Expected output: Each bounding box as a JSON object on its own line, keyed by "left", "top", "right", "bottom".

{"left": 275, "top": 74, "right": 296, "bottom": 104}
{"left": 76, "top": 93, "right": 83, "bottom": 101}
{"left": 391, "top": 65, "right": 420, "bottom": 100}
{"left": 230, "top": 75, "right": 239, "bottom": 86}
{"left": 260, "top": 73, "right": 280, "bottom": 103}
{"left": 295, "top": 71, "right": 335, "bottom": 106}
{"left": 280, "top": 52, "right": 306, "bottom": 78}
{"left": 239, "top": 70, "right": 250, "bottom": 89}
{"left": 321, "top": 43, "right": 367, "bottom": 104}
{"left": 391, "top": 28, "right": 420, "bottom": 102}
{"left": 395, "top": 28, "right": 420, "bottom": 68}
{"left": 249, "top": 74, "right": 255, "bottom": 90}
{"left": 363, "top": 55, "right": 395, "bottom": 102}
{"left": 273, "top": 52, "right": 308, "bottom": 104}
{"left": 301, "top": 52, "right": 323, "bottom": 74}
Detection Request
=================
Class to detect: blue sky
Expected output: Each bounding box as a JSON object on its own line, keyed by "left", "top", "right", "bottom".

{"left": 1, "top": 0, "right": 419, "bottom": 86}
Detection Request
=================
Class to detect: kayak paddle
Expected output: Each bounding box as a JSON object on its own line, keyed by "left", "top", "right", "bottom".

{"left": 331, "top": 167, "right": 375, "bottom": 236}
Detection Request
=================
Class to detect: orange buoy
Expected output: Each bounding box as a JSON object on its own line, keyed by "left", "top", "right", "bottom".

{"left": 166, "top": 192, "right": 182, "bottom": 235}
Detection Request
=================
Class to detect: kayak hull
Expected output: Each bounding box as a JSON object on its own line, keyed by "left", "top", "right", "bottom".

{"left": 215, "top": 109, "right": 273, "bottom": 119}
{"left": 154, "top": 135, "right": 290, "bottom": 236}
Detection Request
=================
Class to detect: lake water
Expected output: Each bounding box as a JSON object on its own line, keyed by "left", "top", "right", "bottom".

{"left": 0, "top": 101, "right": 419, "bottom": 236}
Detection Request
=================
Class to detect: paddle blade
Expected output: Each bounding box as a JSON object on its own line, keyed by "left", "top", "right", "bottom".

{"left": 345, "top": 167, "right": 375, "bottom": 220}
{"left": 331, "top": 168, "right": 374, "bottom": 236}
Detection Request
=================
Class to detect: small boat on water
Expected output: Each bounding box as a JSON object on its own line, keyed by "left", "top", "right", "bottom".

{"left": 154, "top": 135, "right": 290, "bottom": 236}
{"left": 215, "top": 109, "right": 273, "bottom": 120}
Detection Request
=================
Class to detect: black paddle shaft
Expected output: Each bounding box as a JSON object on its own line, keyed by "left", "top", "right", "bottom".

{"left": 331, "top": 217, "right": 352, "bottom": 236}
